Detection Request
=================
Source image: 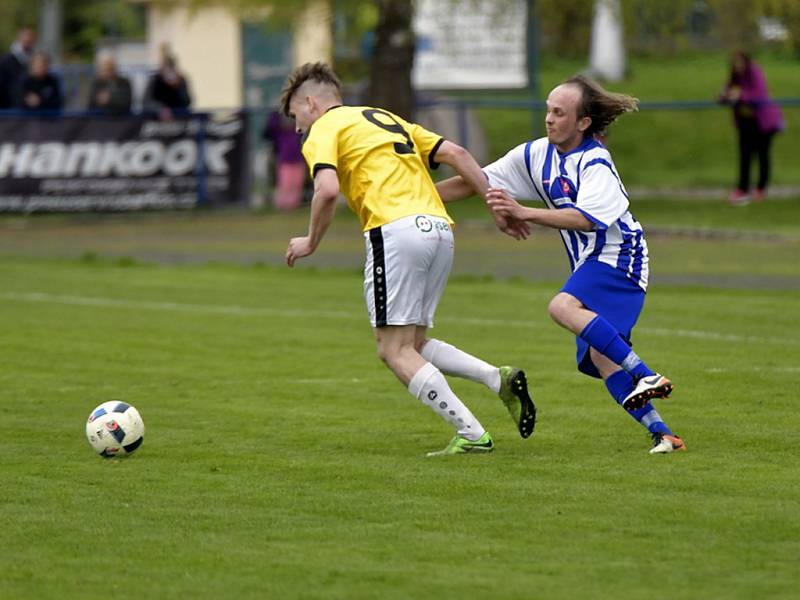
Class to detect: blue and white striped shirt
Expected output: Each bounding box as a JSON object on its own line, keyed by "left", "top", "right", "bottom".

{"left": 483, "top": 136, "right": 649, "bottom": 291}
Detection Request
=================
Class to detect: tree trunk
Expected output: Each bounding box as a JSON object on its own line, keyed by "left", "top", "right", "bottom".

{"left": 365, "top": 0, "right": 415, "bottom": 119}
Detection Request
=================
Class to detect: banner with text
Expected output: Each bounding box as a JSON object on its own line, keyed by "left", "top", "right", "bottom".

{"left": 413, "top": 0, "right": 528, "bottom": 89}
{"left": 0, "top": 112, "right": 249, "bottom": 212}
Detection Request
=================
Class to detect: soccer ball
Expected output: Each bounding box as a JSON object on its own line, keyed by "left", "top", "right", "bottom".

{"left": 86, "top": 401, "right": 145, "bottom": 458}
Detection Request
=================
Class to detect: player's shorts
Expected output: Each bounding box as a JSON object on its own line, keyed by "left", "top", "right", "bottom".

{"left": 363, "top": 214, "right": 454, "bottom": 328}
{"left": 561, "top": 259, "right": 646, "bottom": 379}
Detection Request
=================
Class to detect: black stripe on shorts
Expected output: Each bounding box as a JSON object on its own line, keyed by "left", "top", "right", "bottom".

{"left": 369, "top": 227, "right": 387, "bottom": 327}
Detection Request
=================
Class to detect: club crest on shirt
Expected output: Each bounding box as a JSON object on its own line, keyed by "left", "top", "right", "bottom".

{"left": 415, "top": 216, "right": 433, "bottom": 232}
{"left": 561, "top": 179, "right": 571, "bottom": 194}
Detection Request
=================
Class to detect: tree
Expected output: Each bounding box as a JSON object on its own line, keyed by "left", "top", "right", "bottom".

{"left": 180, "top": 0, "right": 414, "bottom": 117}
{"left": 0, "top": 0, "right": 145, "bottom": 62}
{"left": 761, "top": 0, "right": 800, "bottom": 55}
{"left": 0, "top": 1, "right": 45, "bottom": 53}
{"left": 364, "top": 0, "right": 414, "bottom": 118}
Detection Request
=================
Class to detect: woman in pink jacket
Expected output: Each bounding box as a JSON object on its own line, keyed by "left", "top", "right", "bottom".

{"left": 720, "top": 52, "right": 784, "bottom": 205}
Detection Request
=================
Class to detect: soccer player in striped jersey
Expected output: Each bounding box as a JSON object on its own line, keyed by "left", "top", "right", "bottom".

{"left": 438, "top": 75, "right": 685, "bottom": 455}
{"left": 280, "top": 62, "right": 536, "bottom": 456}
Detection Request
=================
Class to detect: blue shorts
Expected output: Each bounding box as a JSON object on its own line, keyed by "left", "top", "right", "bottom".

{"left": 561, "top": 260, "right": 646, "bottom": 379}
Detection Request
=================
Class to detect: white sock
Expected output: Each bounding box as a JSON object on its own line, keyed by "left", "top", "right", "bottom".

{"left": 408, "top": 362, "right": 486, "bottom": 441}
{"left": 421, "top": 338, "right": 501, "bottom": 393}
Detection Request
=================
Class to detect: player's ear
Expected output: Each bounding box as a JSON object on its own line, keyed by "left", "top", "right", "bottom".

{"left": 578, "top": 116, "right": 592, "bottom": 133}
{"left": 305, "top": 94, "right": 317, "bottom": 114}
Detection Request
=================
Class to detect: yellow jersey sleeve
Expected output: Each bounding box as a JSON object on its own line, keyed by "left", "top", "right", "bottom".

{"left": 396, "top": 116, "right": 445, "bottom": 170}
{"left": 301, "top": 117, "right": 340, "bottom": 176}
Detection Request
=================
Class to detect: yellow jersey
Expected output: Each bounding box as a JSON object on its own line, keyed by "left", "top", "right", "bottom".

{"left": 301, "top": 105, "right": 454, "bottom": 231}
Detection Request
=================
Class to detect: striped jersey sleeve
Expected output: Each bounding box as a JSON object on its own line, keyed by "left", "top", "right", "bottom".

{"left": 482, "top": 143, "right": 540, "bottom": 201}
{"left": 576, "top": 148, "right": 629, "bottom": 229}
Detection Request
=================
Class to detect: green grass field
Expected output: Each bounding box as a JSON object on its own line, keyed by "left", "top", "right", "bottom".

{"left": 1, "top": 204, "right": 799, "bottom": 599}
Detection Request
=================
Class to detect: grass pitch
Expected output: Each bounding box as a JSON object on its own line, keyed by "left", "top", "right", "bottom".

{"left": 1, "top": 244, "right": 799, "bottom": 598}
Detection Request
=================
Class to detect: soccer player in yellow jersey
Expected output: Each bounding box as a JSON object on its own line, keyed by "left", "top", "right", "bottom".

{"left": 281, "top": 62, "right": 536, "bottom": 456}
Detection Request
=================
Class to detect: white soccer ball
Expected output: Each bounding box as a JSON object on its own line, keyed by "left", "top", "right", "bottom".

{"left": 86, "top": 401, "right": 145, "bottom": 458}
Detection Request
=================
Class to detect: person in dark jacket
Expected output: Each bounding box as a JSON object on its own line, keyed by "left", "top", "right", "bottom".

{"left": 88, "top": 52, "right": 132, "bottom": 116}
{"left": 0, "top": 26, "right": 36, "bottom": 109}
{"left": 20, "top": 52, "right": 62, "bottom": 113}
{"left": 145, "top": 52, "right": 191, "bottom": 120}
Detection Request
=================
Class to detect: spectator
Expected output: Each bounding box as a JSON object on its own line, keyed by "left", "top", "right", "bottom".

{"left": 20, "top": 52, "right": 62, "bottom": 113}
{"left": 262, "top": 109, "right": 307, "bottom": 211}
{"left": 0, "top": 26, "right": 36, "bottom": 109}
{"left": 719, "top": 52, "right": 784, "bottom": 205}
{"left": 88, "top": 52, "right": 132, "bottom": 116}
{"left": 145, "top": 51, "right": 191, "bottom": 120}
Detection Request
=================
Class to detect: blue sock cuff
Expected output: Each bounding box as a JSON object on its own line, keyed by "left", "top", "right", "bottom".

{"left": 633, "top": 404, "right": 673, "bottom": 436}
{"left": 648, "top": 421, "right": 673, "bottom": 436}
{"left": 580, "top": 316, "right": 628, "bottom": 364}
{"left": 605, "top": 369, "right": 634, "bottom": 405}
{"left": 580, "top": 316, "right": 654, "bottom": 378}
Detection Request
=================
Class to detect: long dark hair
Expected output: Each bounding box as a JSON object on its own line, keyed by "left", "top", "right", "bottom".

{"left": 728, "top": 51, "right": 753, "bottom": 87}
{"left": 563, "top": 75, "right": 639, "bottom": 137}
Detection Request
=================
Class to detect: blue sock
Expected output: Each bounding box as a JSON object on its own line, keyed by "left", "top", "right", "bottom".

{"left": 604, "top": 370, "right": 672, "bottom": 436}
{"left": 580, "top": 316, "right": 654, "bottom": 380}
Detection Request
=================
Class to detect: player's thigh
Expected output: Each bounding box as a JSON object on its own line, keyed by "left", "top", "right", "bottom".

{"left": 363, "top": 215, "right": 437, "bottom": 327}
{"left": 419, "top": 218, "right": 454, "bottom": 327}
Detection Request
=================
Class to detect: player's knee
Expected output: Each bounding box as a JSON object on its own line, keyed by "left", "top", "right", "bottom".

{"left": 375, "top": 344, "right": 392, "bottom": 365}
{"left": 547, "top": 294, "right": 569, "bottom": 324}
{"left": 376, "top": 341, "right": 402, "bottom": 367}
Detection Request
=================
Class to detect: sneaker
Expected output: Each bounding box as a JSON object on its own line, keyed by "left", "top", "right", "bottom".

{"left": 650, "top": 433, "right": 687, "bottom": 454}
{"left": 622, "top": 373, "right": 673, "bottom": 410}
{"left": 426, "top": 431, "right": 494, "bottom": 457}
{"left": 729, "top": 190, "right": 750, "bottom": 206}
{"left": 754, "top": 188, "right": 766, "bottom": 202}
{"left": 498, "top": 366, "right": 536, "bottom": 438}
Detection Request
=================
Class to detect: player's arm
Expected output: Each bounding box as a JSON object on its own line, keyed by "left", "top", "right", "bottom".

{"left": 432, "top": 142, "right": 529, "bottom": 240}
{"left": 435, "top": 174, "right": 474, "bottom": 202}
{"left": 487, "top": 188, "right": 594, "bottom": 232}
{"left": 286, "top": 168, "right": 340, "bottom": 267}
{"left": 432, "top": 141, "right": 489, "bottom": 199}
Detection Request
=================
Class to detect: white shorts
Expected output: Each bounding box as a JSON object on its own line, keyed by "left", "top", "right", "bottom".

{"left": 364, "top": 214, "right": 454, "bottom": 328}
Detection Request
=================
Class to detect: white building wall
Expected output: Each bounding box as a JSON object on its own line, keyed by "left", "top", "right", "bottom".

{"left": 146, "top": 5, "right": 242, "bottom": 109}
{"left": 292, "top": 1, "right": 332, "bottom": 66}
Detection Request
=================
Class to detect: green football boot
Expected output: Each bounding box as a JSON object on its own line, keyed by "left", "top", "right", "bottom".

{"left": 425, "top": 431, "right": 494, "bottom": 457}
{"left": 498, "top": 366, "right": 537, "bottom": 439}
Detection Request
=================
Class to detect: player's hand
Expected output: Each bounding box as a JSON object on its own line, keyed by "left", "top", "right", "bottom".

{"left": 486, "top": 189, "right": 531, "bottom": 239}
{"left": 493, "top": 213, "right": 530, "bottom": 240}
{"left": 506, "top": 216, "right": 531, "bottom": 240}
{"left": 487, "top": 188, "right": 527, "bottom": 221}
{"left": 286, "top": 236, "right": 314, "bottom": 267}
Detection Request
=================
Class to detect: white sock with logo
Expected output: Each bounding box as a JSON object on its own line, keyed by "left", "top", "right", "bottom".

{"left": 421, "top": 339, "right": 501, "bottom": 394}
{"left": 408, "top": 362, "right": 485, "bottom": 441}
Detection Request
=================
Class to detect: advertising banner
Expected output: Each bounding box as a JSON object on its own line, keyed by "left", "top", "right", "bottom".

{"left": 0, "top": 112, "right": 249, "bottom": 212}
{"left": 413, "top": 0, "right": 528, "bottom": 89}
